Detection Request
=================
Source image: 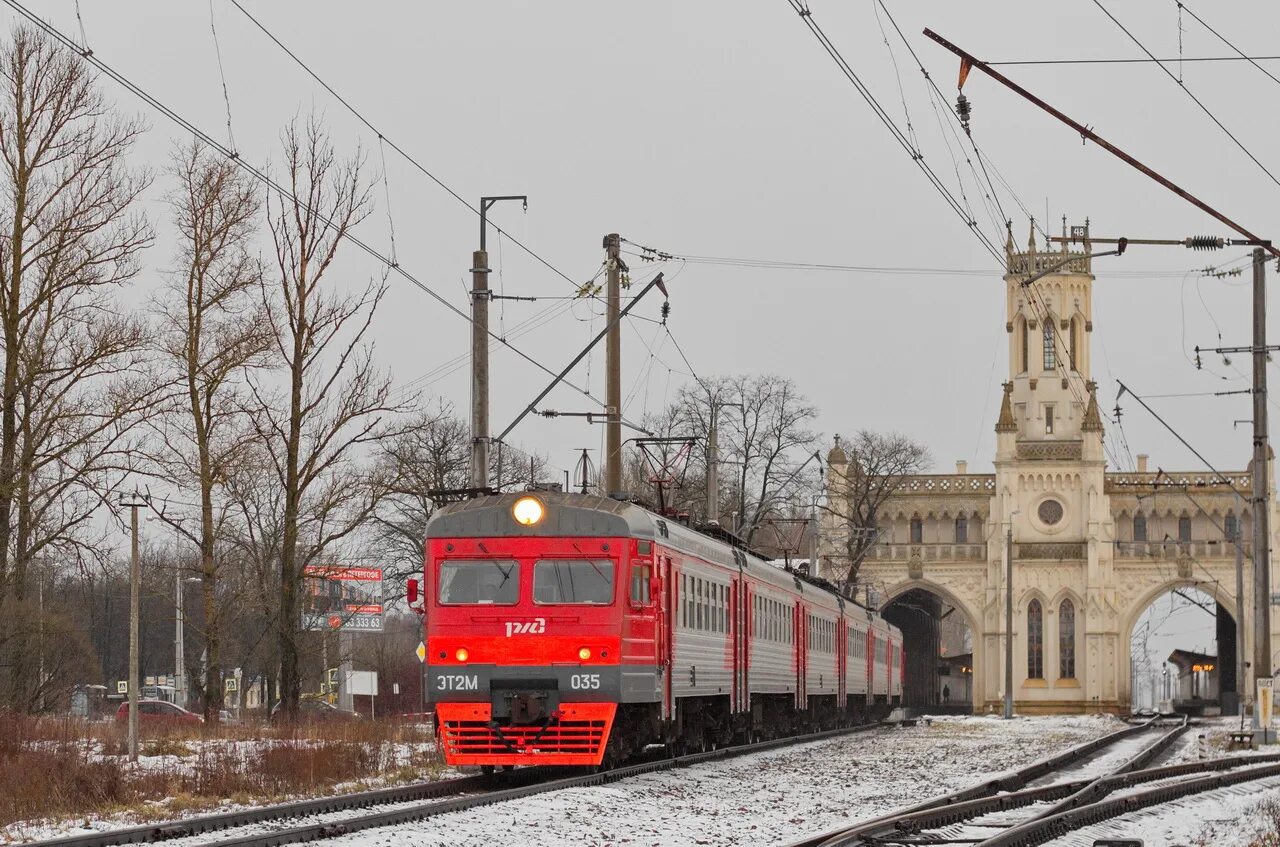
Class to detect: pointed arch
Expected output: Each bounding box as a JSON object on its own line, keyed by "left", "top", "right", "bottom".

{"left": 1069, "top": 315, "right": 1081, "bottom": 371}
{"left": 1017, "top": 315, "right": 1029, "bottom": 374}
{"left": 1058, "top": 597, "right": 1077, "bottom": 679}
{"left": 1027, "top": 598, "right": 1045, "bottom": 679}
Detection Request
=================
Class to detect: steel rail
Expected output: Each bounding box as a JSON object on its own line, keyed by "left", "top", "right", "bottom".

{"left": 174, "top": 722, "right": 883, "bottom": 847}
{"left": 814, "top": 749, "right": 1280, "bottom": 847}
{"left": 801, "top": 718, "right": 1280, "bottom": 847}
{"left": 1025, "top": 714, "right": 1190, "bottom": 823}
{"left": 982, "top": 758, "right": 1280, "bottom": 846}
{"left": 29, "top": 771, "right": 506, "bottom": 847}
{"left": 784, "top": 716, "right": 1164, "bottom": 847}
{"left": 27, "top": 722, "right": 883, "bottom": 847}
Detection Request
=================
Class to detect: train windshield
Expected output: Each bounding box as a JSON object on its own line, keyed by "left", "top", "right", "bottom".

{"left": 438, "top": 560, "right": 519, "bottom": 605}
{"left": 533, "top": 559, "right": 615, "bottom": 605}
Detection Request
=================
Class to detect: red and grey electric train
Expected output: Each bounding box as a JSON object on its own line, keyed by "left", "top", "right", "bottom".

{"left": 414, "top": 491, "right": 903, "bottom": 769}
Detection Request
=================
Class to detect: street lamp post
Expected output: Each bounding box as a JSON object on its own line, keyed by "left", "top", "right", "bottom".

{"left": 148, "top": 516, "right": 191, "bottom": 709}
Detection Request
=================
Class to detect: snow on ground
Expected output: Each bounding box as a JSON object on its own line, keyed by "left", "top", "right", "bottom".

{"left": 325, "top": 715, "right": 1124, "bottom": 847}
{"left": 1048, "top": 772, "right": 1280, "bottom": 847}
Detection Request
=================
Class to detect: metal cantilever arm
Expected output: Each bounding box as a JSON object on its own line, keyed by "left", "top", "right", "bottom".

{"left": 496, "top": 273, "right": 665, "bottom": 445}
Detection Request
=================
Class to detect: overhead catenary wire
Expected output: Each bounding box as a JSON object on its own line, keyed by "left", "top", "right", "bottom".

{"left": 1092, "top": 0, "right": 1280, "bottom": 192}
{"left": 783, "top": 0, "right": 1006, "bottom": 267}
{"left": 988, "top": 54, "right": 1280, "bottom": 67}
{"left": 1178, "top": 1, "right": 1280, "bottom": 90}
{"left": 226, "top": 0, "right": 591, "bottom": 300}
{"left": 0, "top": 0, "right": 619, "bottom": 423}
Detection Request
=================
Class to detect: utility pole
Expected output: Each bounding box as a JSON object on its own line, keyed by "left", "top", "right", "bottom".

{"left": 1253, "top": 248, "right": 1273, "bottom": 724}
{"left": 1004, "top": 520, "right": 1014, "bottom": 719}
{"left": 1237, "top": 517, "right": 1247, "bottom": 715}
{"left": 706, "top": 403, "right": 719, "bottom": 524}
{"left": 605, "top": 233, "right": 623, "bottom": 498}
{"left": 471, "top": 195, "right": 527, "bottom": 491}
{"left": 120, "top": 490, "right": 147, "bottom": 761}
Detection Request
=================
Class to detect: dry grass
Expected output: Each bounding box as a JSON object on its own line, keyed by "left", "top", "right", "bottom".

{"left": 0, "top": 711, "right": 445, "bottom": 837}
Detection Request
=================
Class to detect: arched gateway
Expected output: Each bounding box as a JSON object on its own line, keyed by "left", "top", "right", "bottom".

{"left": 820, "top": 222, "right": 1278, "bottom": 714}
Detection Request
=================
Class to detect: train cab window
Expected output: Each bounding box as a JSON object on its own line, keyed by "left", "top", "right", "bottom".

{"left": 630, "top": 564, "right": 651, "bottom": 605}
{"left": 683, "top": 575, "right": 692, "bottom": 627}
{"left": 533, "top": 560, "right": 615, "bottom": 605}
{"left": 438, "top": 560, "right": 519, "bottom": 605}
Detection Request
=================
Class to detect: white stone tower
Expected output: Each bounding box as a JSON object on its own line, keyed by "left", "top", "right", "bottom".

{"left": 987, "top": 219, "right": 1120, "bottom": 712}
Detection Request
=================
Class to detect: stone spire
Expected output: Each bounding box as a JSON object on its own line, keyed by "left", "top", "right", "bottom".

{"left": 996, "top": 382, "right": 1017, "bottom": 433}
{"left": 1082, "top": 381, "right": 1104, "bottom": 433}
{"left": 1028, "top": 218, "right": 1037, "bottom": 254}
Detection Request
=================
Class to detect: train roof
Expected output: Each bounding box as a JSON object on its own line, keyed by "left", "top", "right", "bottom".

{"left": 427, "top": 491, "right": 885, "bottom": 622}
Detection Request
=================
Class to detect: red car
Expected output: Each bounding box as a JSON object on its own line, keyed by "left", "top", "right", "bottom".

{"left": 115, "top": 699, "right": 203, "bottom": 726}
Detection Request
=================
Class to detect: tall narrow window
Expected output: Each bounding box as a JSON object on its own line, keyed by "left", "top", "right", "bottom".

{"left": 1019, "top": 319, "right": 1029, "bottom": 373}
{"left": 910, "top": 516, "right": 923, "bottom": 544}
{"left": 1225, "top": 513, "right": 1239, "bottom": 542}
{"left": 955, "top": 514, "right": 968, "bottom": 543}
{"left": 1133, "top": 513, "right": 1147, "bottom": 542}
{"left": 1027, "top": 599, "right": 1044, "bottom": 679}
{"left": 1043, "top": 321, "right": 1056, "bottom": 370}
{"left": 1069, "top": 317, "right": 1080, "bottom": 371}
{"left": 1059, "top": 599, "right": 1076, "bottom": 679}
{"left": 1044, "top": 405, "right": 1055, "bottom": 435}
{"left": 1178, "top": 514, "right": 1192, "bottom": 543}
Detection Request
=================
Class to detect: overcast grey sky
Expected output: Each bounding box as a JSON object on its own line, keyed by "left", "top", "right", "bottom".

{"left": 29, "top": 0, "right": 1280, "bottom": 656}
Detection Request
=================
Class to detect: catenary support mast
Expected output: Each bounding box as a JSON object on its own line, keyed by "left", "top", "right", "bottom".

{"left": 605, "top": 233, "right": 622, "bottom": 497}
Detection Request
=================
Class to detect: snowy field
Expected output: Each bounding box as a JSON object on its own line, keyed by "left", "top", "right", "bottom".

{"left": 321, "top": 715, "right": 1124, "bottom": 847}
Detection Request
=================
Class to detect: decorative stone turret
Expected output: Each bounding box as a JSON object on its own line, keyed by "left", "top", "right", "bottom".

{"left": 1081, "top": 381, "right": 1104, "bottom": 433}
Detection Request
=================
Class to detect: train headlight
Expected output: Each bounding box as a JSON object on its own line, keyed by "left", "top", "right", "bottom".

{"left": 512, "top": 496, "right": 545, "bottom": 527}
{"left": 578, "top": 647, "right": 591, "bottom": 661}
{"left": 455, "top": 648, "right": 469, "bottom": 662}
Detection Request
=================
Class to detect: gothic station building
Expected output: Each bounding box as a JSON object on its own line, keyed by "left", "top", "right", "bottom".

{"left": 820, "top": 222, "right": 1276, "bottom": 715}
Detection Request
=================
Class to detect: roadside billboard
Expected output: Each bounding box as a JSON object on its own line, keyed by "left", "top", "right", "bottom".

{"left": 300, "top": 565, "right": 384, "bottom": 632}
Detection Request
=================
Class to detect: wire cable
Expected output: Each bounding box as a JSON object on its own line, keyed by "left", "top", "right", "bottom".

{"left": 2, "top": 0, "right": 615, "bottom": 419}
{"left": 783, "top": 0, "right": 1005, "bottom": 267}
{"left": 1178, "top": 2, "right": 1280, "bottom": 89}
{"left": 1092, "top": 0, "right": 1280, "bottom": 192}
{"left": 226, "top": 0, "right": 590, "bottom": 298}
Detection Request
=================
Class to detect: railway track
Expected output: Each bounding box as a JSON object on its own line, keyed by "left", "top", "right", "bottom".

{"left": 785, "top": 715, "right": 1189, "bottom": 847}
{"left": 788, "top": 716, "right": 1280, "bottom": 847}
{"left": 27, "top": 721, "right": 883, "bottom": 847}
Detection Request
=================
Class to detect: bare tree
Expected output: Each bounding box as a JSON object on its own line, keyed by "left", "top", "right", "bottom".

{"left": 374, "top": 404, "right": 549, "bottom": 584}
{"left": 0, "top": 24, "right": 153, "bottom": 707}
{"left": 672, "top": 374, "right": 818, "bottom": 544}
{"left": 151, "top": 140, "right": 267, "bottom": 720}
{"left": 822, "top": 430, "right": 932, "bottom": 591}
{"left": 251, "top": 116, "right": 404, "bottom": 716}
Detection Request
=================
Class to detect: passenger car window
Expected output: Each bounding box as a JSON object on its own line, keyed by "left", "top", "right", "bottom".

{"left": 438, "top": 560, "right": 519, "bottom": 605}
{"left": 533, "top": 560, "right": 615, "bottom": 605}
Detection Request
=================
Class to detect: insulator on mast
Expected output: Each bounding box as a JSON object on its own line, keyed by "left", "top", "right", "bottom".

{"left": 955, "top": 93, "right": 972, "bottom": 133}
{"left": 1184, "top": 235, "right": 1224, "bottom": 251}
